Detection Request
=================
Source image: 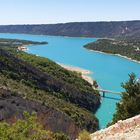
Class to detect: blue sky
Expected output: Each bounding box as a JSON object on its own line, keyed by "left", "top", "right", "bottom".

{"left": 0, "top": 0, "right": 140, "bottom": 24}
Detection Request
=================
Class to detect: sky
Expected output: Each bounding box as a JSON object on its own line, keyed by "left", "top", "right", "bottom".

{"left": 0, "top": 0, "right": 140, "bottom": 25}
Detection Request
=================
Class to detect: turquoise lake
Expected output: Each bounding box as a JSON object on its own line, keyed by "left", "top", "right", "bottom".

{"left": 0, "top": 33, "right": 140, "bottom": 128}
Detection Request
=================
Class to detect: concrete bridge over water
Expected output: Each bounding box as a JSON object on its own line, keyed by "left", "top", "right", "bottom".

{"left": 93, "top": 88, "right": 122, "bottom": 97}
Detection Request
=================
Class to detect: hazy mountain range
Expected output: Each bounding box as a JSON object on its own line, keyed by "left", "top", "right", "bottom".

{"left": 0, "top": 20, "right": 140, "bottom": 38}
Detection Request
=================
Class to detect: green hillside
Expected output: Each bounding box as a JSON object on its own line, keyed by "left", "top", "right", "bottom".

{"left": 0, "top": 39, "right": 100, "bottom": 139}
{"left": 84, "top": 39, "right": 140, "bottom": 62}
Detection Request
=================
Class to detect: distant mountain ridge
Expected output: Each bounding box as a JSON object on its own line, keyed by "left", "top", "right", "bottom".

{"left": 0, "top": 20, "right": 140, "bottom": 38}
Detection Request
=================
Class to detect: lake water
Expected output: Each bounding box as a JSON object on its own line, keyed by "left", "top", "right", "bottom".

{"left": 0, "top": 33, "right": 140, "bottom": 128}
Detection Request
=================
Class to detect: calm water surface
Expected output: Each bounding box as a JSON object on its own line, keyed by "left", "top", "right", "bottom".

{"left": 1, "top": 33, "right": 140, "bottom": 128}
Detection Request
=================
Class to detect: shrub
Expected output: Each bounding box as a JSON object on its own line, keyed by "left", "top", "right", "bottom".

{"left": 78, "top": 130, "right": 91, "bottom": 140}
{"left": 0, "top": 112, "right": 69, "bottom": 140}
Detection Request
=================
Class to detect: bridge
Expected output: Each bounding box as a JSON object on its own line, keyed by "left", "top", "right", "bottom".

{"left": 93, "top": 88, "right": 122, "bottom": 97}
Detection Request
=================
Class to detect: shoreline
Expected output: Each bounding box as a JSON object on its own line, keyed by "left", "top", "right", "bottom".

{"left": 18, "top": 42, "right": 47, "bottom": 52}
{"left": 58, "top": 63, "right": 94, "bottom": 85}
{"left": 18, "top": 45, "right": 94, "bottom": 84}
{"left": 18, "top": 43, "right": 94, "bottom": 85}
{"left": 87, "top": 49, "right": 140, "bottom": 64}
{"left": 18, "top": 44, "right": 29, "bottom": 51}
{"left": 18, "top": 44, "right": 36, "bottom": 51}
{"left": 0, "top": 32, "right": 97, "bottom": 39}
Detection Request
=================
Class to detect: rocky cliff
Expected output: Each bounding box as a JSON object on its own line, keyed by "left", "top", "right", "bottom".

{"left": 0, "top": 87, "right": 80, "bottom": 139}
{"left": 90, "top": 114, "right": 140, "bottom": 140}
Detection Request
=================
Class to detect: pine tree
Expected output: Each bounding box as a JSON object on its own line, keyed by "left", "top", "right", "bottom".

{"left": 112, "top": 73, "right": 140, "bottom": 124}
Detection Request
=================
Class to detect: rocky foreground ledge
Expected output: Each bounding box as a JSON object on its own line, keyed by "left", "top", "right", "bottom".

{"left": 90, "top": 114, "right": 140, "bottom": 140}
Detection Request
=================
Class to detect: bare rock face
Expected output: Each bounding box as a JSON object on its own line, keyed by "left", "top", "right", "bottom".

{"left": 90, "top": 114, "right": 140, "bottom": 140}
{"left": 0, "top": 87, "right": 80, "bottom": 140}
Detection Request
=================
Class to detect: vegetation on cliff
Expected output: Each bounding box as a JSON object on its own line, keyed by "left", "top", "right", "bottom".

{"left": 15, "top": 51, "right": 95, "bottom": 93}
{"left": 0, "top": 111, "right": 70, "bottom": 140}
{"left": 84, "top": 39, "right": 140, "bottom": 62}
{"left": 0, "top": 87, "right": 80, "bottom": 139}
{"left": 0, "top": 39, "right": 100, "bottom": 139}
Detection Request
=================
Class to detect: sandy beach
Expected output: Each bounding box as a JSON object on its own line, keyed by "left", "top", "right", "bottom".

{"left": 58, "top": 63, "right": 93, "bottom": 85}
{"left": 17, "top": 45, "right": 29, "bottom": 51}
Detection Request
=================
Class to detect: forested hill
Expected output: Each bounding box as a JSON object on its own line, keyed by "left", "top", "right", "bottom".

{"left": 84, "top": 39, "right": 140, "bottom": 62}
{"left": 0, "top": 20, "right": 140, "bottom": 38}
